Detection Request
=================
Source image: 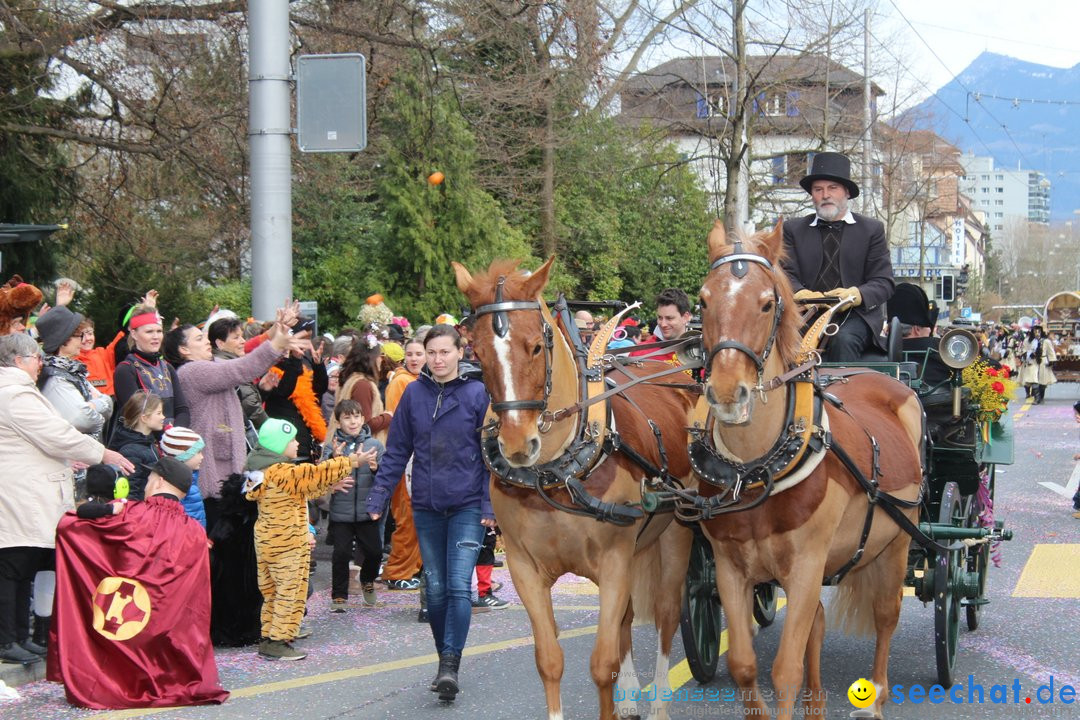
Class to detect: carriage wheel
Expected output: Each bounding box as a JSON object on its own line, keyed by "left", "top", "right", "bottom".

{"left": 965, "top": 465, "right": 994, "bottom": 631}
{"left": 934, "top": 481, "right": 965, "bottom": 688}
{"left": 752, "top": 582, "right": 778, "bottom": 628}
{"left": 679, "top": 532, "right": 722, "bottom": 683}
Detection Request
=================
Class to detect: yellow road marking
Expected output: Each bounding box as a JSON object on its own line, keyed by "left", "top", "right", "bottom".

{"left": 93, "top": 622, "right": 610, "bottom": 719}
{"left": 1012, "top": 395, "right": 1035, "bottom": 421}
{"left": 559, "top": 581, "right": 600, "bottom": 595}
{"left": 99, "top": 582, "right": 958, "bottom": 717}
{"left": 1013, "top": 544, "right": 1080, "bottom": 598}
{"left": 644, "top": 598, "right": 787, "bottom": 694}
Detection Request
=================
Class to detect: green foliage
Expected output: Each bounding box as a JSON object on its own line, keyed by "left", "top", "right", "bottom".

{"left": 200, "top": 280, "right": 252, "bottom": 319}
{"left": 0, "top": 39, "right": 76, "bottom": 284}
{"left": 553, "top": 117, "right": 712, "bottom": 310}
{"left": 373, "top": 69, "right": 534, "bottom": 323}
{"left": 293, "top": 156, "right": 381, "bottom": 329}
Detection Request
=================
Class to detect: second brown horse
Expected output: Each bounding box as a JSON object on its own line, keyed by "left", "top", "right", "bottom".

{"left": 455, "top": 257, "right": 696, "bottom": 720}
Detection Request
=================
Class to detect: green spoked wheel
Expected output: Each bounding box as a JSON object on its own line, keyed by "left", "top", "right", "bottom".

{"left": 679, "top": 532, "right": 722, "bottom": 683}
{"left": 965, "top": 466, "right": 994, "bottom": 631}
{"left": 934, "top": 481, "right": 965, "bottom": 688}
{"left": 752, "top": 582, "right": 778, "bottom": 628}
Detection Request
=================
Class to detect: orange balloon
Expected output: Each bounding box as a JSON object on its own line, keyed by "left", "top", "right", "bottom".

{"left": 427, "top": 171, "right": 445, "bottom": 185}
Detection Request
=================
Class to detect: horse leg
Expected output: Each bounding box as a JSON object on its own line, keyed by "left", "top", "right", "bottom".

{"left": 802, "top": 601, "right": 826, "bottom": 717}
{"left": 772, "top": 563, "right": 828, "bottom": 720}
{"left": 713, "top": 552, "right": 768, "bottom": 716}
{"left": 867, "top": 529, "right": 912, "bottom": 719}
{"left": 504, "top": 538, "right": 564, "bottom": 720}
{"left": 647, "top": 524, "right": 691, "bottom": 720}
{"left": 593, "top": 559, "right": 634, "bottom": 720}
{"left": 616, "top": 601, "right": 641, "bottom": 719}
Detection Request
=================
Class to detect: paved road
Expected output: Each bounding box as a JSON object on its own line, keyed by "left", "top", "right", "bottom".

{"left": 3, "top": 386, "right": 1078, "bottom": 719}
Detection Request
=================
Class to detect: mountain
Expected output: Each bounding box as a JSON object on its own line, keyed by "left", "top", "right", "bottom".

{"left": 907, "top": 51, "right": 1080, "bottom": 221}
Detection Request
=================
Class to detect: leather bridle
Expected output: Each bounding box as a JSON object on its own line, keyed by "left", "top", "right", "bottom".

{"left": 471, "top": 275, "right": 554, "bottom": 414}
{"left": 702, "top": 241, "right": 785, "bottom": 397}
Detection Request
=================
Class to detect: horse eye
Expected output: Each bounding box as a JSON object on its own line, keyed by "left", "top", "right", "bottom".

{"left": 762, "top": 301, "right": 774, "bottom": 313}
{"left": 699, "top": 299, "right": 708, "bottom": 310}
{"left": 532, "top": 343, "right": 543, "bottom": 356}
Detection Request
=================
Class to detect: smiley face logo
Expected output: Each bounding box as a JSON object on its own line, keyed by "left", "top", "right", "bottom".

{"left": 847, "top": 678, "right": 876, "bottom": 708}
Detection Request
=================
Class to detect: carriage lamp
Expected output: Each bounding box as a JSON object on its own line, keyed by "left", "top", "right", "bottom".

{"left": 938, "top": 328, "right": 978, "bottom": 417}
{"left": 938, "top": 328, "right": 978, "bottom": 369}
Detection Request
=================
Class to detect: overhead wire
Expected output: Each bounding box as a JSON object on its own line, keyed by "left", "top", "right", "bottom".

{"left": 866, "top": 26, "right": 998, "bottom": 159}
{"left": 887, "top": 0, "right": 1032, "bottom": 168}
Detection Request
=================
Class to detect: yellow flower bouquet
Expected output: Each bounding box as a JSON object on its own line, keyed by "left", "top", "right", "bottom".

{"left": 961, "top": 359, "right": 1018, "bottom": 424}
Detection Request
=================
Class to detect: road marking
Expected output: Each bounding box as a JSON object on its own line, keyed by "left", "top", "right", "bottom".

{"left": 1012, "top": 396, "right": 1034, "bottom": 421}
{"left": 1012, "top": 544, "right": 1080, "bottom": 598}
{"left": 643, "top": 598, "right": 788, "bottom": 694}
{"left": 1038, "top": 461, "right": 1080, "bottom": 499}
{"left": 93, "top": 622, "right": 613, "bottom": 719}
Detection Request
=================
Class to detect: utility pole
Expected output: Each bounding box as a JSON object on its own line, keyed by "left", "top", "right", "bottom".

{"left": 862, "top": 8, "right": 872, "bottom": 213}
{"left": 249, "top": 0, "right": 293, "bottom": 320}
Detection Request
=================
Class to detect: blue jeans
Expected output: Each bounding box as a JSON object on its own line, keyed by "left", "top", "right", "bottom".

{"left": 412, "top": 506, "right": 484, "bottom": 656}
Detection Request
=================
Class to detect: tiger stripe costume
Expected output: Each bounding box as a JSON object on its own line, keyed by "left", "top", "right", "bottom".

{"left": 246, "top": 456, "right": 352, "bottom": 641}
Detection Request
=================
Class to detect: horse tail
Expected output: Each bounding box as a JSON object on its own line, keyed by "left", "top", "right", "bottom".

{"left": 827, "top": 564, "right": 880, "bottom": 638}
{"left": 628, "top": 542, "right": 661, "bottom": 625}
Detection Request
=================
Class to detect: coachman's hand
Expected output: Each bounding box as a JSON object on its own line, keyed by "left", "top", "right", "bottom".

{"left": 793, "top": 289, "right": 828, "bottom": 303}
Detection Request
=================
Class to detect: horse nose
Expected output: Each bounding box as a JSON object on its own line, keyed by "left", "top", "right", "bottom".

{"left": 734, "top": 384, "right": 750, "bottom": 406}
{"left": 526, "top": 436, "right": 541, "bottom": 459}
{"left": 705, "top": 384, "right": 718, "bottom": 406}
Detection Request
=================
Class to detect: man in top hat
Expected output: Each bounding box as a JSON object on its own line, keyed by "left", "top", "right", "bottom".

{"left": 781, "top": 152, "right": 895, "bottom": 362}
{"left": 887, "top": 282, "right": 950, "bottom": 389}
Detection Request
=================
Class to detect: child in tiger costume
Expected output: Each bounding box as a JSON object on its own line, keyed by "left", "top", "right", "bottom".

{"left": 243, "top": 418, "right": 360, "bottom": 660}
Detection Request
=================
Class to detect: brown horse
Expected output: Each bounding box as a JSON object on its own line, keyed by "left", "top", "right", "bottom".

{"left": 694, "top": 221, "right": 923, "bottom": 719}
{"left": 454, "top": 257, "right": 696, "bottom": 720}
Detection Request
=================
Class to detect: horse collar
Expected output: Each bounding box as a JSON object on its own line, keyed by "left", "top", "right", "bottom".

{"left": 687, "top": 378, "right": 829, "bottom": 507}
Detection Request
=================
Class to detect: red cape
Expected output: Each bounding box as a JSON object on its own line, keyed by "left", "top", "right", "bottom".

{"left": 47, "top": 496, "right": 229, "bottom": 709}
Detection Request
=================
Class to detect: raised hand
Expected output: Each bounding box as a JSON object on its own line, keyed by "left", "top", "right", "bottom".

{"left": 142, "top": 289, "right": 159, "bottom": 308}
{"left": 55, "top": 280, "right": 75, "bottom": 307}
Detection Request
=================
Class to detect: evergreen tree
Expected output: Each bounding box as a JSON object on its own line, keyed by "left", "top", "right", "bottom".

{"left": 556, "top": 117, "right": 712, "bottom": 307}
{"left": 0, "top": 33, "right": 76, "bottom": 283}
{"left": 375, "top": 69, "right": 533, "bottom": 322}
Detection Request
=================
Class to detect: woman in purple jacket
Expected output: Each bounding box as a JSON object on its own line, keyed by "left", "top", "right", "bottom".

{"left": 367, "top": 324, "right": 493, "bottom": 702}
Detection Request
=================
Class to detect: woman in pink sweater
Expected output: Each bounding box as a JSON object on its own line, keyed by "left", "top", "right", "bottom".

{"left": 166, "top": 303, "right": 301, "bottom": 530}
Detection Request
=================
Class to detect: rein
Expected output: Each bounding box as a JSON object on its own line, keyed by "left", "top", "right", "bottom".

{"left": 472, "top": 283, "right": 699, "bottom": 525}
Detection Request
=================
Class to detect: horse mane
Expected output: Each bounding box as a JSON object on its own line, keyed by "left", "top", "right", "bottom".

{"left": 722, "top": 228, "right": 802, "bottom": 370}
{"left": 462, "top": 258, "right": 536, "bottom": 305}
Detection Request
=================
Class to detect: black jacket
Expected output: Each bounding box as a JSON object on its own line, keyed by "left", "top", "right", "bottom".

{"left": 108, "top": 423, "right": 160, "bottom": 500}
{"left": 781, "top": 212, "right": 895, "bottom": 351}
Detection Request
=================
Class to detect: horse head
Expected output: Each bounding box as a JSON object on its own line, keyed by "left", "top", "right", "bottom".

{"left": 699, "top": 219, "right": 800, "bottom": 425}
{"left": 454, "top": 256, "right": 559, "bottom": 467}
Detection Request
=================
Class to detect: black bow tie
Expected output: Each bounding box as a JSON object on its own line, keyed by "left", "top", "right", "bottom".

{"left": 818, "top": 220, "right": 845, "bottom": 231}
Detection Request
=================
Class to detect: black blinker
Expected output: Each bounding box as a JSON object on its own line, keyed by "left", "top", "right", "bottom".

{"left": 493, "top": 276, "right": 509, "bottom": 338}
{"left": 731, "top": 240, "right": 748, "bottom": 278}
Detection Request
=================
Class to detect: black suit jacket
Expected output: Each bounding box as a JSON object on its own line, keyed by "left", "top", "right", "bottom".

{"left": 781, "top": 212, "right": 895, "bottom": 350}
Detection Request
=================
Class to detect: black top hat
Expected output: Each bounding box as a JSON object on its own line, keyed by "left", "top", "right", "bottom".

{"left": 888, "top": 283, "right": 934, "bottom": 328}
{"left": 800, "top": 151, "right": 860, "bottom": 199}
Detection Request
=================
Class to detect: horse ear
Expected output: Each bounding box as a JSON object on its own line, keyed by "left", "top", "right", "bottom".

{"left": 706, "top": 219, "right": 727, "bottom": 262}
{"left": 452, "top": 261, "right": 474, "bottom": 295}
{"left": 522, "top": 256, "right": 556, "bottom": 298}
{"left": 759, "top": 219, "right": 784, "bottom": 262}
